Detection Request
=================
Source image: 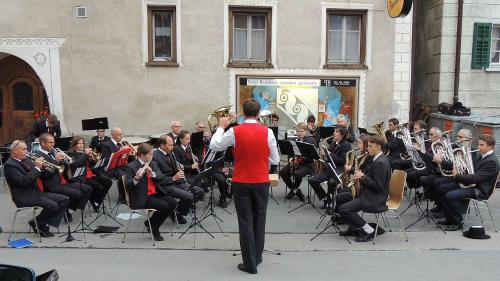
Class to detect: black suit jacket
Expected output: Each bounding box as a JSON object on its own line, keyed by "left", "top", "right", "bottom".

{"left": 66, "top": 151, "right": 92, "bottom": 182}
{"left": 167, "top": 132, "right": 178, "bottom": 144}
{"left": 173, "top": 145, "right": 197, "bottom": 174}
{"left": 89, "top": 136, "right": 111, "bottom": 153}
{"left": 5, "top": 157, "right": 43, "bottom": 207}
{"left": 455, "top": 152, "right": 499, "bottom": 199}
{"left": 328, "top": 138, "right": 352, "bottom": 173}
{"left": 30, "top": 119, "right": 61, "bottom": 139}
{"left": 360, "top": 154, "right": 391, "bottom": 213}
{"left": 34, "top": 151, "right": 64, "bottom": 193}
{"left": 151, "top": 149, "right": 177, "bottom": 186}
{"left": 124, "top": 159, "right": 168, "bottom": 209}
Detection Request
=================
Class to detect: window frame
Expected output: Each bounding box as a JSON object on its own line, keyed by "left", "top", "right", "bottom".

{"left": 147, "top": 6, "right": 178, "bottom": 67}
{"left": 490, "top": 24, "right": 500, "bottom": 67}
{"left": 324, "top": 9, "right": 367, "bottom": 69}
{"left": 228, "top": 6, "right": 273, "bottom": 68}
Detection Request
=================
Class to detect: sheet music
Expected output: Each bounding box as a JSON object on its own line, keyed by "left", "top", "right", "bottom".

{"left": 93, "top": 158, "right": 106, "bottom": 169}
{"left": 290, "top": 141, "right": 301, "bottom": 156}
{"left": 73, "top": 167, "right": 86, "bottom": 178}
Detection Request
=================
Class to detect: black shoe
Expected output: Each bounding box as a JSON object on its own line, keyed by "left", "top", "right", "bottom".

{"left": 355, "top": 230, "right": 375, "bottom": 242}
{"left": 430, "top": 206, "right": 441, "bottom": 214}
{"left": 217, "top": 198, "right": 228, "bottom": 208}
{"left": 176, "top": 214, "right": 187, "bottom": 224}
{"left": 339, "top": 226, "right": 361, "bottom": 237}
{"left": 286, "top": 190, "right": 294, "bottom": 199}
{"left": 65, "top": 211, "right": 73, "bottom": 223}
{"left": 445, "top": 223, "right": 463, "bottom": 231}
{"left": 296, "top": 189, "right": 305, "bottom": 202}
{"left": 90, "top": 201, "right": 100, "bottom": 213}
{"left": 437, "top": 218, "right": 455, "bottom": 226}
{"left": 144, "top": 221, "right": 151, "bottom": 233}
{"left": 237, "top": 263, "right": 257, "bottom": 274}
{"left": 28, "top": 220, "right": 40, "bottom": 235}
{"left": 257, "top": 258, "right": 263, "bottom": 266}
{"left": 152, "top": 230, "right": 164, "bottom": 241}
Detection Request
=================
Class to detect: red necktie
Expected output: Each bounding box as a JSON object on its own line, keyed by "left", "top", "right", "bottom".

{"left": 146, "top": 175, "right": 156, "bottom": 195}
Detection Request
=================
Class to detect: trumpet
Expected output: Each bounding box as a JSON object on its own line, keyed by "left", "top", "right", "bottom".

{"left": 54, "top": 148, "right": 73, "bottom": 164}
{"left": 25, "top": 153, "right": 65, "bottom": 174}
{"left": 90, "top": 149, "right": 102, "bottom": 161}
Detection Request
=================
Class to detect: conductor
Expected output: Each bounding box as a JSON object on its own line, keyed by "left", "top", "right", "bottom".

{"left": 210, "top": 98, "right": 279, "bottom": 274}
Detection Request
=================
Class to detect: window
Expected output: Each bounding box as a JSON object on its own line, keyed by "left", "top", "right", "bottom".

{"left": 490, "top": 24, "right": 500, "bottom": 65}
{"left": 325, "top": 10, "right": 367, "bottom": 69}
{"left": 228, "top": 7, "right": 272, "bottom": 68}
{"left": 13, "top": 82, "right": 34, "bottom": 111}
{"left": 147, "top": 6, "right": 177, "bottom": 66}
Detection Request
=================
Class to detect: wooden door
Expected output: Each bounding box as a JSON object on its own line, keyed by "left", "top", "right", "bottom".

{"left": 0, "top": 55, "right": 47, "bottom": 144}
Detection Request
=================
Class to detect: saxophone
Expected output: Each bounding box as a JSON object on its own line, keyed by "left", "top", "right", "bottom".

{"left": 347, "top": 153, "right": 368, "bottom": 198}
{"left": 341, "top": 149, "right": 357, "bottom": 186}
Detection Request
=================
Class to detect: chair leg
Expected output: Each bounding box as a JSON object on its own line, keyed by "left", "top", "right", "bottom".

{"left": 485, "top": 202, "right": 497, "bottom": 233}
{"left": 146, "top": 211, "right": 155, "bottom": 246}
{"left": 475, "top": 202, "right": 484, "bottom": 223}
{"left": 8, "top": 210, "right": 19, "bottom": 242}
{"left": 81, "top": 209, "right": 87, "bottom": 244}
{"left": 373, "top": 214, "right": 380, "bottom": 245}
{"left": 463, "top": 203, "right": 471, "bottom": 233}
{"left": 395, "top": 210, "right": 409, "bottom": 242}
{"left": 383, "top": 213, "right": 392, "bottom": 232}
{"left": 32, "top": 208, "right": 41, "bottom": 243}
{"left": 121, "top": 213, "right": 133, "bottom": 243}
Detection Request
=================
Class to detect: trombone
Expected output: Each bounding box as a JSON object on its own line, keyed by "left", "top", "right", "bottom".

{"left": 118, "top": 140, "right": 138, "bottom": 155}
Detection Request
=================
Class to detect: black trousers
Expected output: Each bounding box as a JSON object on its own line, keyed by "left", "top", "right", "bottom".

{"left": 308, "top": 171, "right": 338, "bottom": 201}
{"left": 212, "top": 172, "right": 229, "bottom": 199}
{"left": 279, "top": 164, "right": 311, "bottom": 190}
{"left": 338, "top": 197, "right": 366, "bottom": 228}
{"left": 405, "top": 168, "right": 429, "bottom": 189}
{"left": 85, "top": 174, "right": 112, "bottom": 204}
{"left": 391, "top": 159, "right": 411, "bottom": 170}
{"left": 107, "top": 167, "right": 126, "bottom": 201}
{"left": 233, "top": 182, "right": 269, "bottom": 272}
{"left": 144, "top": 194, "right": 177, "bottom": 231}
{"left": 163, "top": 182, "right": 205, "bottom": 216}
{"left": 51, "top": 182, "right": 92, "bottom": 211}
{"left": 334, "top": 190, "right": 353, "bottom": 212}
{"left": 436, "top": 182, "right": 475, "bottom": 224}
{"left": 37, "top": 192, "right": 69, "bottom": 228}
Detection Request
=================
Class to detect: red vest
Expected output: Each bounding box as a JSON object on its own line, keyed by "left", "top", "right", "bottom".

{"left": 232, "top": 123, "right": 270, "bottom": 183}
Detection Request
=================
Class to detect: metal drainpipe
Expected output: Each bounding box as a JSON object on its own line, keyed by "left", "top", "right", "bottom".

{"left": 409, "top": 0, "right": 418, "bottom": 121}
{"left": 453, "top": 0, "right": 464, "bottom": 104}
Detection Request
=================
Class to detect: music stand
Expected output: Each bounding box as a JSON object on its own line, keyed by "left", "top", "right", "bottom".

{"left": 179, "top": 165, "right": 218, "bottom": 247}
{"left": 319, "top": 126, "right": 335, "bottom": 139}
{"left": 288, "top": 141, "right": 321, "bottom": 214}
{"left": 278, "top": 140, "right": 300, "bottom": 203}
{"left": 55, "top": 136, "right": 72, "bottom": 151}
{"left": 190, "top": 132, "right": 204, "bottom": 155}
{"left": 310, "top": 145, "right": 351, "bottom": 243}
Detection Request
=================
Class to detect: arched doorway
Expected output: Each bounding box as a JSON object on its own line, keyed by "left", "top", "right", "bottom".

{"left": 0, "top": 54, "right": 49, "bottom": 144}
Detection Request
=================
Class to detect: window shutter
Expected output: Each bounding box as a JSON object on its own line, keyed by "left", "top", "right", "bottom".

{"left": 471, "top": 23, "right": 492, "bottom": 69}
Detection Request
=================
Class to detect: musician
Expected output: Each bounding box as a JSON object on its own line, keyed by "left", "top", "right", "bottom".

{"left": 5, "top": 140, "right": 69, "bottom": 237}
{"left": 193, "top": 121, "right": 210, "bottom": 161}
{"left": 424, "top": 129, "right": 472, "bottom": 214}
{"left": 306, "top": 115, "right": 320, "bottom": 144}
{"left": 270, "top": 114, "right": 279, "bottom": 126}
{"left": 167, "top": 121, "right": 183, "bottom": 144}
{"left": 35, "top": 133, "right": 92, "bottom": 221}
{"left": 125, "top": 143, "right": 178, "bottom": 241}
{"left": 29, "top": 114, "right": 61, "bottom": 140}
{"left": 67, "top": 136, "right": 112, "bottom": 212}
{"left": 340, "top": 134, "right": 372, "bottom": 195}
{"left": 279, "top": 122, "right": 315, "bottom": 201}
{"left": 89, "top": 128, "right": 111, "bottom": 153}
{"left": 308, "top": 126, "right": 351, "bottom": 210}
{"left": 435, "top": 134, "right": 499, "bottom": 231}
{"left": 101, "top": 127, "right": 130, "bottom": 203}
{"left": 391, "top": 120, "right": 428, "bottom": 170}
{"left": 336, "top": 114, "right": 354, "bottom": 143}
{"left": 337, "top": 135, "right": 391, "bottom": 242}
{"left": 152, "top": 135, "right": 203, "bottom": 224}
{"left": 384, "top": 118, "right": 404, "bottom": 162}
{"left": 405, "top": 127, "right": 442, "bottom": 191}
{"left": 210, "top": 98, "right": 279, "bottom": 274}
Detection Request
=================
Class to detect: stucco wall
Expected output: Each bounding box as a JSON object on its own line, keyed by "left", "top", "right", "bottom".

{"left": 0, "top": 0, "right": 398, "bottom": 136}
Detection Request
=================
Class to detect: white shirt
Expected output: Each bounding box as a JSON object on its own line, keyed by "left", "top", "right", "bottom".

{"left": 210, "top": 119, "right": 280, "bottom": 165}
{"left": 481, "top": 149, "right": 494, "bottom": 159}
{"left": 373, "top": 151, "right": 383, "bottom": 161}
{"left": 15, "top": 157, "right": 41, "bottom": 172}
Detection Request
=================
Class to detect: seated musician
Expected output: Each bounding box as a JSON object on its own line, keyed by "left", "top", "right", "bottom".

{"left": 152, "top": 135, "right": 204, "bottom": 224}
{"left": 125, "top": 143, "right": 177, "bottom": 241}
{"left": 308, "top": 126, "right": 351, "bottom": 210}
{"left": 336, "top": 114, "right": 354, "bottom": 143}
{"left": 168, "top": 121, "right": 183, "bottom": 144}
{"left": 89, "top": 128, "right": 111, "bottom": 153}
{"left": 435, "top": 134, "right": 499, "bottom": 231}
{"left": 279, "top": 122, "right": 316, "bottom": 201}
{"left": 391, "top": 120, "right": 428, "bottom": 170}
{"left": 193, "top": 121, "right": 210, "bottom": 161}
{"left": 5, "top": 140, "right": 69, "bottom": 237}
{"left": 424, "top": 129, "right": 472, "bottom": 214}
{"left": 270, "top": 114, "right": 279, "bottom": 126}
{"left": 67, "top": 136, "right": 112, "bottom": 212}
{"left": 35, "top": 133, "right": 92, "bottom": 221}
{"left": 384, "top": 118, "right": 405, "bottom": 162}
{"left": 101, "top": 127, "right": 131, "bottom": 203}
{"left": 337, "top": 135, "right": 391, "bottom": 242}
{"left": 29, "top": 114, "right": 61, "bottom": 140}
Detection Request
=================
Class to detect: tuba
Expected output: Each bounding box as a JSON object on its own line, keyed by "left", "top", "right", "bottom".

{"left": 208, "top": 105, "right": 232, "bottom": 131}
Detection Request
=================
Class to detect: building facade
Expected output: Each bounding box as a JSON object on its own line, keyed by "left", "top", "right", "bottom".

{"left": 0, "top": 0, "right": 410, "bottom": 143}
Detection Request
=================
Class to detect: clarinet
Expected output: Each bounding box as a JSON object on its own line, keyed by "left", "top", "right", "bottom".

{"left": 171, "top": 152, "right": 189, "bottom": 187}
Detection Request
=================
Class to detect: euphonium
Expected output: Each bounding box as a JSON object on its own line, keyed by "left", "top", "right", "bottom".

{"left": 400, "top": 124, "right": 426, "bottom": 170}
{"left": 452, "top": 140, "right": 479, "bottom": 188}
{"left": 208, "top": 105, "right": 232, "bottom": 131}
{"left": 431, "top": 132, "right": 453, "bottom": 176}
